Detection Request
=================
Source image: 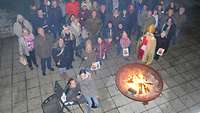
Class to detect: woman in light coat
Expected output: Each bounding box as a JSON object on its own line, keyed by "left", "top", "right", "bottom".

{"left": 18, "top": 28, "right": 38, "bottom": 70}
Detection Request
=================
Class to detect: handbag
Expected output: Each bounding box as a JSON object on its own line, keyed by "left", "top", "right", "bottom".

{"left": 19, "top": 56, "right": 27, "bottom": 65}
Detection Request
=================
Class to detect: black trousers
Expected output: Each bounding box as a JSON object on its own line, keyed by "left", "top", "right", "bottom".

{"left": 25, "top": 49, "right": 38, "bottom": 68}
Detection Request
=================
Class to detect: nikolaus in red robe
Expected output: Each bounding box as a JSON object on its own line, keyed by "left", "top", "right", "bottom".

{"left": 138, "top": 36, "right": 148, "bottom": 60}
{"left": 137, "top": 25, "right": 156, "bottom": 65}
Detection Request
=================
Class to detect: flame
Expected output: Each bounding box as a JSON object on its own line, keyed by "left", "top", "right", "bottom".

{"left": 127, "top": 72, "right": 153, "bottom": 96}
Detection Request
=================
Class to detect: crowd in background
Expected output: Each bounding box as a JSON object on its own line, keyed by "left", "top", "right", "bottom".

{"left": 13, "top": 0, "right": 187, "bottom": 112}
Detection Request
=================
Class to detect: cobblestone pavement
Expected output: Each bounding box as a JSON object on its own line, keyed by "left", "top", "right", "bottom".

{"left": 0, "top": 6, "right": 200, "bottom": 113}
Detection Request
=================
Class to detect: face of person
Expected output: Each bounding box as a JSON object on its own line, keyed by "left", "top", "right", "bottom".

{"left": 158, "top": 5, "right": 162, "bottom": 11}
{"left": 64, "top": 27, "right": 70, "bottom": 34}
{"left": 170, "top": 2, "right": 174, "bottom": 8}
{"left": 153, "top": 10, "right": 158, "bottom": 15}
{"left": 38, "top": 28, "right": 45, "bottom": 37}
{"left": 148, "top": 10, "right": 152, "bottom": 16}
{"left": 143, "top": 5, "right": 148, "bottom": 11}
{"left": 52, "top": 1, "right": 57, "bottom": 8}
{"left": 69, "top": 80, "right": 77, "bottom": 88}
{"left": 92, "top": 11, "right": 97, "bottom": 18}
{"left": 97, "top": 38, "right": 102, "bottom": 44}
{"left": 70, "top": 15, "right": 75, "bottom": 21}
{"left": 168, "top": 9, "right": 174, "bottom": 17}
{"left": 37, "top": 10, "right": 44, "bottom": 18}
{"left": 100, "top": 5, "right": 106, "bottom": 12}
{"left": 108, "top": 23, "right": 112, "bottom": 28}
{"left": 22, "top": 29, "right": 29, "bottom": 37}
{"left": 113, "top": 9, "right": 119, "bottom": 16}
{"left": 167, "top": 18, "right": 172, "bottom": 25}
{"left": 80, "top": 72, "right": 88, "bottom": 80}
{"left": 122, "top": 31, "right": 127, "bottom": 37}
{"left": 71, "top": 0, "right": 75, "bottom": 2}
{"left": 123, "top": 10, "right": 127, "bottom": 14}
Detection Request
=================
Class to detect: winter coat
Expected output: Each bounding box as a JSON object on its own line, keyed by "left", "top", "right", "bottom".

{"left": 35, "top": 34, "right": 53, "bottom": 58}
{"left": 95, "top": 41, "right": 106, "bottom": 59}
{"left": 78, "top": 74, "right": 98, "bottom": 96}
{"left": 13, "top": 15, "right": 33, "bottom": 38}
{"left": 65, "top": 1, "right": 80, "bottom": 17}
{"left": 79, "top": 9, "right": 90, "bottom": 26}
{"left": 48, "top": 6, "right": 63, "bottom": 30}
{"left": 85, "top": 17, "right": 101, "bottom": 36}
{"left": 101, "top": 27, "right": 116, "bottom": 41}
{"left": 82, "top": 50, "right": 96, "bottom": 67}
{"left": 18, "top": 34, "right": 35, "bottom": 56}
{"left": 120, "top": 35, "right": 131, "bottom": 48}
{"left": 70, "top": 22, "right": 81, "bottom": 46}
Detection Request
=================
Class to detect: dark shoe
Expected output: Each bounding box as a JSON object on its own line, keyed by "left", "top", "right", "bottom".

{"left": 69, "top": 65, "right": 73, "bottom": 69}
{"left": 30, "top": 67, "right": 33, "bottom": 70}
{"left": 42, "top": 72, "right": 46, "bottom": 76}
{"left": 49, "top": 68, "right": 54, "bottom": 71}
{"left": 35, "top": 64, "right": 39, "bottom": 68}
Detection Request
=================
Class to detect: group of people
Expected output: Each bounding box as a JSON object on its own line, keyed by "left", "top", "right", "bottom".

{"left": 13, "top": 0, "right": 187, "bottom": 112}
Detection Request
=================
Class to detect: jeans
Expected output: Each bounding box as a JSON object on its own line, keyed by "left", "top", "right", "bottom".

{"left": 41, "top": 57, "right": 52, "bottom": 73}
{"left": 58, "top": 68, "right": 66, "bottom": 75}
{"left": 25, "top": 49, "right": 38, "bottom": 68}
{"left": 84, "top": 96, "right": 99, "bottom": 113}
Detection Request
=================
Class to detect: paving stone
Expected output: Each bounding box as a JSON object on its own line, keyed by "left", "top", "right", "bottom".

{"left": 101, "top": 98, "right": 116, "bottom": 112}
{"left": 118, "top": 104, "right": 134, "bottom": 113}
{"left": 27, "top": 87, "right": 40, "bottom": 100}
{"left": 13, "top": 101, "right": 27, "bottom": 113}
{"left": 148, "top": 106, "right": 162, "bottom": 113}
{"left": 180, "top": 95, "right": 196, "bottom": 108}
{"left": 169, "top": 98, "right": 187, "bottom": 112}
{"left": 190, "top": 103, "right": 200, "bottom": 113}
{"left": 107, "top": 85, "right": 120, "bottom": 97}
{"left": 28, "top": 97, "right": 42, "bottom": 111}
{"left": 98, "top": 88, "right": 111, "bottom": 101}
{"left": 112, "top": 94, "right": 132, "bottom": 107}
{"left": 159, "top": 102, "right": 177, "bottom": 113}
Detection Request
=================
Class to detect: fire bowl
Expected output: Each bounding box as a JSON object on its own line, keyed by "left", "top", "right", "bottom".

{"left": 115, "top": 63, "right": 163, "bottom": 103}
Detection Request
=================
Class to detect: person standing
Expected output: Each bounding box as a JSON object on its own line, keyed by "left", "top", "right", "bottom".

{"left": 65, "top": 0, "right": 80, "bottom": 17}
{"left": 78, "top": 69, "right": 100, "bottom": 113}
{"left": 13, "top": 14, "right": 33, "bottom": 38}
{"left": 48, "top": 0, "right": 63, "bottom": 39}
{"left": 62, "top": 26, "right": 75, "bottom": 69}
{"left": 36, "top": 28, "right": 54, "bottom": 76}
{"left": 18, "top": 28, "right": 38, "bottom": 70}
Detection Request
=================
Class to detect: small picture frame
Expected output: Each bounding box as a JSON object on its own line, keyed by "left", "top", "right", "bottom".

{"left": 123, "top": 48, "right": 129, "bottom": 57}
{"left": 91, "top": 61, "right": 101, "bottom": 70}
{"left": 156, "top": 48, "right": 165, "bottom": 56}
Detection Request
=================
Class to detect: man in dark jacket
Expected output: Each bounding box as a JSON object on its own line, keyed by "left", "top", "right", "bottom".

{"left": 33, "top": 9, "right": 50, "bottom": 33}
{"left": 48, "top": 0, "right": 63, "bottom": 38}
{"left": 36, "top": 28, "right": 54, "bottom": 76}
{"left": 127, "top": 4, "right": 138, "bottom": 37}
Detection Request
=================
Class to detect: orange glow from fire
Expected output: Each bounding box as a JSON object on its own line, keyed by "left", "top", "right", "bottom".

{"left": 126, "top": 71, "right": 158, "bottom": 96}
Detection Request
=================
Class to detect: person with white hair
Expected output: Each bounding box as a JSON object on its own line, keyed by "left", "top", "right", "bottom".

{"left": 13, "top": 14, "right": 33, "bottom": 38}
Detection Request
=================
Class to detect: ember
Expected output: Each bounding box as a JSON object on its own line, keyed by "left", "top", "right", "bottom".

{"left": 116, "top": 63, "right": 163, "bottom": 103}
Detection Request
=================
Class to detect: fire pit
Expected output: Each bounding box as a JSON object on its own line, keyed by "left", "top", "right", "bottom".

{"left": 115, "top": 63, "right": 163, "bottom": 104}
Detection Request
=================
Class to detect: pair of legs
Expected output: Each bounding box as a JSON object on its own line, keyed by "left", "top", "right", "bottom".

{"left": 41, "top": 56, "right": 54, "bottom": 75}
{"left": 84, "top": 96, "right": 99, "bottom": 113}
{"left": 25, "top": 49, "right": 38, "bottom": 70}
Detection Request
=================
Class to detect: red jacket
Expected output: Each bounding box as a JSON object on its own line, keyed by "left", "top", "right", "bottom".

{"left": 65, "top": 1, "right": 80, "bottom": 17}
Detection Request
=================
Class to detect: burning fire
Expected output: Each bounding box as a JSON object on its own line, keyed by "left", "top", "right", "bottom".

{"left": 126, "top": 72, "right": 159, "bottom": 97}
